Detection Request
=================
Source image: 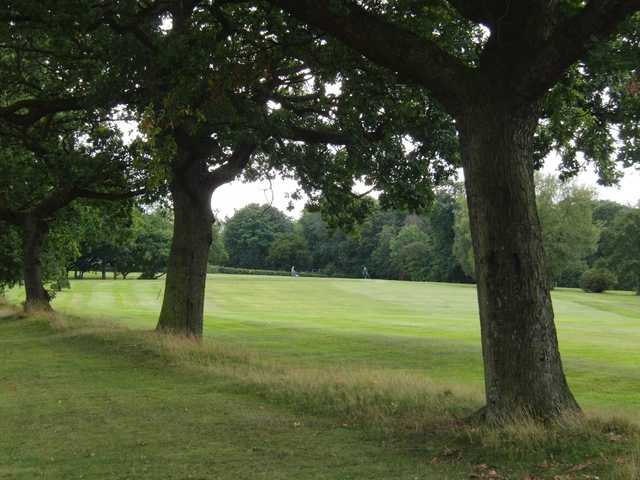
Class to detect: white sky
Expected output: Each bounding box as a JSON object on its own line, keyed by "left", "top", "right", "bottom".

{"left": 117, "top": 114, "right": 639, "bottom": 220}
{"left": 211, "top": 177, "right": 306, "bottom": 221}
{"left": 211, "top": 157, "right": 640, "bottom": 220}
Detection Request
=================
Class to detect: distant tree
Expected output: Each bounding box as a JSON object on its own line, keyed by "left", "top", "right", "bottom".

{"left": 70, "top": 204, "right": 137, "bottom": 280}
{"left": 224, "top": 205, "right": 293, "bottom": 269}
{"left": 131, "top": 210, "right": 173, "bottom": 280}
{"left": 299, "top": 211, "right": 333, "bottom": 271}
{"left": 592, "top": 200, "right": 630, "bottom": 227}
{"left": 354, "top": 207, "right": 406, "bottom": 277}
{"left": 421, "top": 189, "right": 467, "bottom": 283}
{"left": 208, "top": 224, "right": 229, "bottom": 267}
{"left": 452, "top": 197, "right": 475, "bottom": 280}
{"left": 267, "top": 231, "right": 312, "bottom": 271}
{"left": 588, "top": 200, "right": 632, "bottom": 270}
{"left": 70, "top": 208, "right": 172, "bottom": 281}
{"left": 599, "top": 209, "right": 640, "bottom": 294}
{"left": 390, "top": 224, "right": 431, "bottom": 281}
{"left": 298, "top": 200, "right": 464, "bottom": 281}
{"left": 536, "top": 175, "right": 600, "bottom": 287}
{"left": 370, "top": 225, "right": 401, "bottom": 279}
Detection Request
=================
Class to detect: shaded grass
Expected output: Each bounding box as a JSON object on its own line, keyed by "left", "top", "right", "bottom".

{"left": 0, "top": 313, "right": 469, "bottom": 480}
{"left": 3, "top": 311, "right": 638, "bottom": 479}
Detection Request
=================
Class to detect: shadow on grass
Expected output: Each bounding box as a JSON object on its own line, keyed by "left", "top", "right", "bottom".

{"left": 10, "top": 311, "right": 640, "bottom": 480}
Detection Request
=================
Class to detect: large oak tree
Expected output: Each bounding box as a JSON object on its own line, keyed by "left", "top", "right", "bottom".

{"left": 264, "top": 0, "right": 640, "bottom": 421}
{"left": 94, "top": 1, "right": 453, "bottom": 337}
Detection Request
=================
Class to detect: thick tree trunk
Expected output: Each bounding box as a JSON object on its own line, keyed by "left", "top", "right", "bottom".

{"left": 22, "top": 215, "right": 52, "bottom": 312}
{"left": 458, "top": 105, "right": 579, "bottom": 422}
{"left": 156, "top": 162, "right": 214, "bottom": 337}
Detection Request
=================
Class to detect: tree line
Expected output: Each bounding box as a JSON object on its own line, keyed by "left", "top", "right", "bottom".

{"left": 1, "top": 0, "right": 639, "bottom": 422}
{"left": 216, "top": 176, "right": 640, "bottom": 293}
{"left": 44, "top": 175, "right": 638, "bottom": 295}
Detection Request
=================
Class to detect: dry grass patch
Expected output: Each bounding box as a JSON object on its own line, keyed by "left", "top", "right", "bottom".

{"left": 143, "top": 329, "right": 484, "bottom": 434}
{"left": 611, "top": 445, "right": 640, "bottom": 480}
{"left": 24, "top": 313, "right": 640, "bottom": 479}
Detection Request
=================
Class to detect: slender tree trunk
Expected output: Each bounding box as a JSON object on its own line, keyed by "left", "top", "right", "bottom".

{"left": 156, "top": 161, "right": 214, "bottom": 337}
{"left": 22, "top": 215, "right": 52, "bottom": 312}
{"left": 458, "top": 104, "right": 579, "bottom": 422}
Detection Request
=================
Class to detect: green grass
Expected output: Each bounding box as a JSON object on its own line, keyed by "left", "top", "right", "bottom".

{"left": 3, "top": 276, "right": 640, "bottom": 478}
{"left": 0, "top": 313, "right": 476, "bottom": 480}
{"left": 10, "top": 275, "right": 639, "bottom": 417}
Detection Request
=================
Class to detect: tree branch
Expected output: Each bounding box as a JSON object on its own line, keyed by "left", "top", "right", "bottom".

{"left": 280, "top": 124, "right": 385, "bottom": 145}
{"left": 519, "top": 0, "right": 640, "bottom": 101}
{"left": 0, "top": 207, "right": 21, "bottom": 225}
{"left": 265, "top": 0, "right": 474, "bottom": 113}
{"left": 75, "top": 188, "right": 146, "bottom": 201}
{"left": 0, "top": 97, "right": 89, "bottom": 127}
{"left": 32, "top": 187, "right": 144, "bottom": 219}
{"left": 446, "top": 0, "right": 495, "bottom": 25}
{"left": 280, "top": 126, "right": 354, "bottom": 145}
{"left": 208, "top": 142, "right": 258, "bottom": 190}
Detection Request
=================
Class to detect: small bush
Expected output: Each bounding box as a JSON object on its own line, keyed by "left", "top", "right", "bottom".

{"left": 208, "top": 265, "right": 327, "bottom": 278}
{"left": 581, "top": 268, "right": 617, "bottom": 293}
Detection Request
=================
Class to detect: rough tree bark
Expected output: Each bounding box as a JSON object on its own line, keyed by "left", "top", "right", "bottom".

{"left": 458, "top": 103, "right": 579, "bottom": 421}
{"left": 156, "top": 158, "right": 214, "bottom": 337}
{"left": 22, "top": 215, "right": 52, "bottom": 312}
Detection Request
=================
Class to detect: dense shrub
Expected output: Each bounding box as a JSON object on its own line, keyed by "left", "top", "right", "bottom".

{"left": 580, "top": 268, "right": 617, "bottom": 293}
{"left": 208, "top": 265, "right": 327, "bottom": 278}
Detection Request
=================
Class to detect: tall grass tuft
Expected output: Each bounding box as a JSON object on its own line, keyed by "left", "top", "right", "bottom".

{"left": 611, "top": 445, "right": 640, "bottom": 479}
{"left": 144, "top": 330, "right": 483, "bottom": 435}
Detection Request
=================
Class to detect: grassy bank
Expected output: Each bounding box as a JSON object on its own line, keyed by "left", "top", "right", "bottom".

{"left": 1, "top": 309, "right": 639, "bottom": 479}
{"left": 7, "top": 275, "right": 639, "bottom": 418}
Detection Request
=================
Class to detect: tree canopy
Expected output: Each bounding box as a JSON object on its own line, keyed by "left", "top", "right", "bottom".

{"left": 1, "top": 0, "right": 639, "bottom": 422}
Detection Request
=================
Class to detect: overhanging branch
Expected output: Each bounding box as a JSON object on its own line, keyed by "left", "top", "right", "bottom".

{"left": 208, "top": 142, "right": 258, "bottom": 190}
{"left": 0, "top": 207, "right": 21, "bottom": 225}
{"left": 0, "top": 96, "right": 89, "bottom": 127}
{"left": 265, "top": 0, "right": 475, "bottom": 114}
{"left": 76, "top": 188, "right": 146, "bottom": 201}
{"left": 519, "top": 0, "right": 640, "bottom": 100}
